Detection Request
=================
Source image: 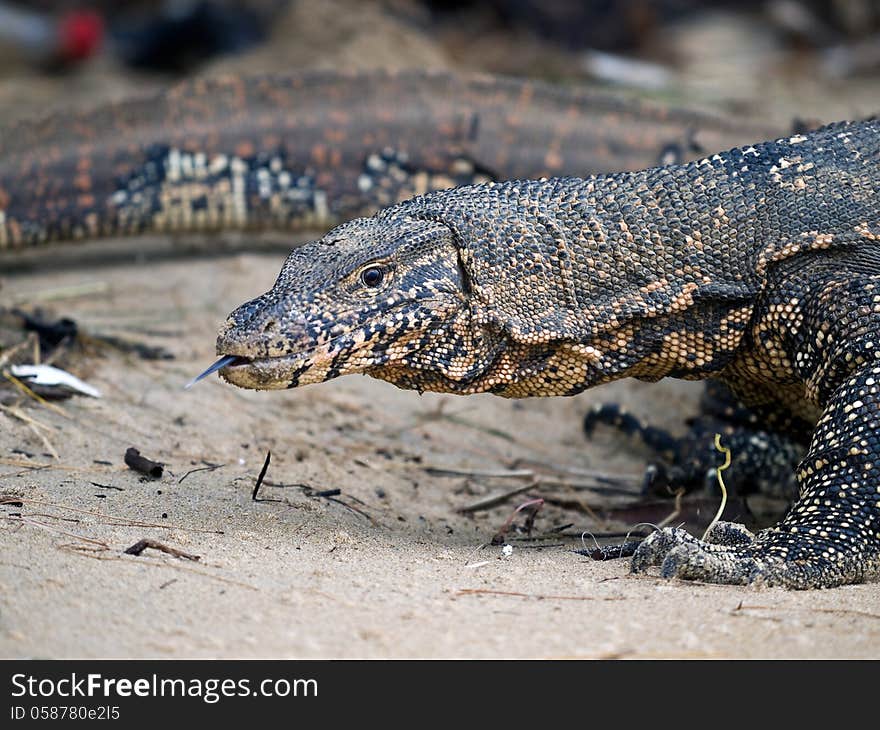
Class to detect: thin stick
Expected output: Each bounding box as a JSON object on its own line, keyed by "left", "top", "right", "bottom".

{"left": 425, "top": 463, "right": 638, "bottom": 492}
{"left": 491, "top": 497, "right": 544, "bottom": 544}
{"left": 732, "top": 603, "right": 880, "bottom": 621}
{"left": 0, "top": 333, "right": 38, "bottom": 369}
{"left": 0, "top": 466, "right": 52, "bottom": 480}
{"left": 0, "top": 404, "right": 59, "bottom": 460}
{"left": 558, "top": 481, "right": 601, "bottom": 523}
{"left": 123, "top": 538, "right": 200, "bottom": 561}
{"left": 457, "top": 482, "right": 538, "bottom": 512}
{"left": 59, "top": 545, "right": 260, "bottom": 592}
{"left": 320, "top": 494, "right": 377, "bottom": 524}
{"left": 8, "top": 515, "right": 110, "bottom": 548}
{"left": 177, "top": 463, "right": 224, "bottom": 484}
{"left": 0, "top": 457, "right": 110, "bottom": 473}
{"left": 0, "top": 497, "right": 223, "bottom": 534}
{"left": 455, "top": 588, "right": 625, "bottom": 602}
{"left": 2, "top": 372, "right": 70, "bottom": 418}
{"left": 703, "top": 434, "right": 730, "bottom": 540}
{"left": 252, "top": 451, "right": 271, "bottom": 501}
{"left": 425, "top": 466, "right": 535, "bottom": 479}
{"left": 0, "top": 403, "right": 56, "bottom": 433}
{"left": 27, "top": 422, "right": 59, "bottom": 460}
{"left": 658, "top": 487, "right": 686, "bottom": 528}
{"left": 512, "top": 457, "right": 644, "bottom": 483}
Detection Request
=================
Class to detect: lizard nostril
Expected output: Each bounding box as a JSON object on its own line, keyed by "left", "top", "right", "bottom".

{"left": 262, "top": 319, "right": 278, "bottom": 335}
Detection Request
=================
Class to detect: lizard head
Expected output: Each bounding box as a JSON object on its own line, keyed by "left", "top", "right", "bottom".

{"left": 215, "top": 214, "right": 477, "bottom": 390}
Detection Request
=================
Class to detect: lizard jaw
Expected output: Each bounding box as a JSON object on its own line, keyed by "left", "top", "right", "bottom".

{"left": 216, "top": 352, "right": 308, "bottom": 390}
{"left": 216, "top": 339, "right": 353, "bottom": 389}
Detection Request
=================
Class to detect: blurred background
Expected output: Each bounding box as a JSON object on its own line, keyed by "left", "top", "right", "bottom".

{"left": 1, "top": 0, "right": 879, "bottom": 127}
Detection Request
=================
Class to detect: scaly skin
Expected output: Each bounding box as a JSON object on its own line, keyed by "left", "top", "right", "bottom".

{"left": 217, "top": 119, "right": 880, "bottom": 589}
{"left": 0, "top": 69, "right": 778, "bottom": 251}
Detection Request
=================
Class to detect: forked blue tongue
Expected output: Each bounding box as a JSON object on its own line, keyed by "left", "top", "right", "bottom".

{"left": 184, "top": 355, "right": 245, "bottom": 390}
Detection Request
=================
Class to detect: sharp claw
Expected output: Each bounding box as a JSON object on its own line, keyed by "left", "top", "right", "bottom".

{"left": 660, "top": 543, "right": 714, "bottom": 581}
{"left": 703, "top": 520, "right": 756, "bottom": 547}
{"left": 631, "top": 525, "right": 757, "bottom": 583}
{"left": 653, "top": 538, "right": 767, "bottom": 585}
{"left": 626, "top": 522, "right": 868, "bottom": 588}
{"left": 631, "top": 528, "right": 691, "bottom": 573}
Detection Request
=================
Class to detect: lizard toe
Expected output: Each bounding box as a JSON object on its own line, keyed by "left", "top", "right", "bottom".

{"left": 659, "top": 542, "right": 761, "bottom": 585}
{"left": 630, "top": 527, "right": 699, "bottom": 573}
{"left": 636, "top": 527, "right": 879, "bottom": 588}
{"left": 631, "top": 523, "right": 767, "bottom": 585}
{"left": 702, "top": 520, "right": 756, "bottom": 547}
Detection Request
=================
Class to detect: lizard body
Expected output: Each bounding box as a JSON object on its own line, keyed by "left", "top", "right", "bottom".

{"left": 0, "top": 69, "right": 777, "bottom": 254}
{"left": 217, "top": 119, "right": 880, "bottom": 589}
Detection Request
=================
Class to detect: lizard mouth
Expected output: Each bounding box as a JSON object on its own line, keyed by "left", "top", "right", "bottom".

{"left": 193, "top": 352, "right": 313, "bottom": 390}
{"left": 185, "top": 354, "right": 258, "bottom": 389}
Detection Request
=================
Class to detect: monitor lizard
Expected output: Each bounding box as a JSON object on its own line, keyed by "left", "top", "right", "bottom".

{"left": 0, "top": 69, "right": 779, "bottom": 257}
{"left": 215, "top": 118, "right": 880, "bottom": 590}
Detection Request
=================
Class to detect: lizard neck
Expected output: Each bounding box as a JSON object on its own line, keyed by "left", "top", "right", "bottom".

{"left": 403, "top": 172, "right": 762, "bottom": 394}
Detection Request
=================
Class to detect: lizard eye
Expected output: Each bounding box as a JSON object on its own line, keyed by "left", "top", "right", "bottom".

{"left": 359, "top": 266, "right": 386, "bottom": 288}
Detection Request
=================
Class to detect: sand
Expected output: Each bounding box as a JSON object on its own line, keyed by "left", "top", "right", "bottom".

{"left": 2, "top": 0, "right": 880, "bottom": 660}
{"left": 2, "top": 253, "right": 879, "bottom": 659}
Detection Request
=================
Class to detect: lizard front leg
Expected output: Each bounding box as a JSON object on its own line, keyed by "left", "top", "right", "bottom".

{"left": 583, "top": 394, "right": 803, "bottom": 501}
{"left": 632, "top": 364, "right": 880, "bottom": 588}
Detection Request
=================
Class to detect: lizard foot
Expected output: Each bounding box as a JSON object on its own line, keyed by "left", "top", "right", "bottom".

{"left": 583, "top": 399, "right": 802, "bottom": 500}
{"left": 630, "top": 522, "right": 876, "bottom": 589}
